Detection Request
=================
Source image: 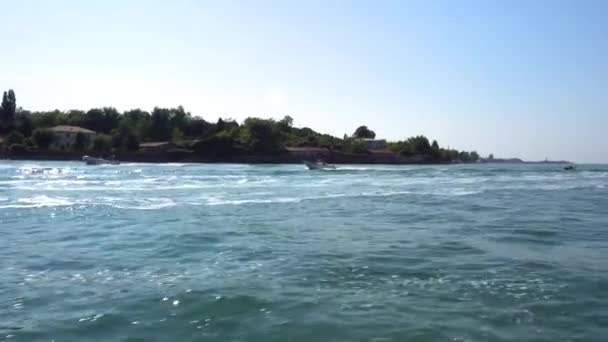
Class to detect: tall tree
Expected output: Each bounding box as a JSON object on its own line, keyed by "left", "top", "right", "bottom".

{"left": 16, "top": 111, "right": 33, "bottom": 137}
{"left": 278, "top": 115, "right": 293, "bottom": 132}
{"left": 408, "top": 135, "right": 431, "bottom": 154}
{"left": 0, "top": 89, "right": 17, "bottom": 133}
{"left": 149, "top": 107, "right": 172, "bottom": 141}
{"left": 242, "top": 118, "right": 282, "bottom": 154}
{"left": 353, "top": 125, "right": 376, "bottom": 139}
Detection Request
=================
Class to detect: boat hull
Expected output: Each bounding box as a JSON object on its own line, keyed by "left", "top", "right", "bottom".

{"left": 82, "top": 156, "right": 120, "bottom": 165}
{"left": 304, "top": 161, "right": 335, "bottom": 170}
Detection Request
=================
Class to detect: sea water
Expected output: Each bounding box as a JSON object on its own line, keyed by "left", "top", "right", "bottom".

{"left": 1, "top": 161, "right": 607, "bottom": 341}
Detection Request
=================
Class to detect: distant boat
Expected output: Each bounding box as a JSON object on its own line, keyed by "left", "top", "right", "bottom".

{"left": 563, "top": 164, "right": 576, "bottom": 171}
{"left": 82, "top": 155, "right": 120, "bottom": 165}
{"left": 304, "top": 160, "right": 336, "bottom": 170}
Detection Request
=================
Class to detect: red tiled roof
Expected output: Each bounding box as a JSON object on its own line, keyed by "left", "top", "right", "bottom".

{"left": 49, "top": 125, "right": 96, "bottom": 134}
{"left": 140, "top": 141, "right": 172, "bottom": 148}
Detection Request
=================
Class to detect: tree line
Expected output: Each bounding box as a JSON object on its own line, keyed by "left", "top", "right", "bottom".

{"left": 0, "top": 89, "right": 479, "bottom": 162}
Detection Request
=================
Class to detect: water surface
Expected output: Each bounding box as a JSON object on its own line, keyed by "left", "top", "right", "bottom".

{"left": 1, "top": 162, "right": 607, "bottom": 341}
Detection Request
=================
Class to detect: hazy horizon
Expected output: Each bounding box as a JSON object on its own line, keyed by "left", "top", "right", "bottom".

{"left": 1, "top": 0, "right": 606, "bottom": 163}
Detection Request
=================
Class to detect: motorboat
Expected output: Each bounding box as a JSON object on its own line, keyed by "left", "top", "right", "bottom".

{"left": 304, "top": 160, "right": 336, "bottom": 170}
{"left": 82, "top": 155, "right": 120, "bottom": 165}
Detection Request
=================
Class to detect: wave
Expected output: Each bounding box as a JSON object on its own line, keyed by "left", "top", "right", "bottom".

{"left": 16, "top": 167, "right": 69, "bottom": 175}
{"left": 110, "top": 200, "right": 177, "bottom": 210}
{"left": 202, "top": 189, "right": 482, "bottom": 206}
{"left": 206, "top": 197, "right": 302, "bottom": 206}
{"left": 0, "top": 195, "right": 75, "bottom": 208}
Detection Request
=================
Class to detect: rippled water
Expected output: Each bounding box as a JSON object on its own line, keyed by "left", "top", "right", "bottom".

{"left": 1, "top": 161, "right": 607, "bottom": 341}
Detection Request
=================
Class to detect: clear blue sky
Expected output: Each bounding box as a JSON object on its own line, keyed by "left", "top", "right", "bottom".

{"left": 1, "top": 0, "right": 606, "bottom": 162}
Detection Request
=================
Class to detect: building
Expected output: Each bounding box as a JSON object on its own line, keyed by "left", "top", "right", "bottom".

{"left": 49, "top": 125, "right": 96, "bottom": 151}
{"left": 360, "top": 139, "right": 387, "bottom": 150}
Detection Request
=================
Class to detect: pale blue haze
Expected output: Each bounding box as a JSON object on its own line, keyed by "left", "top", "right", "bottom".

{"left": 1, "top": 162, "right": 607, "bottom": 340}
{"left": 0, "top": 0, "right": 607, "bottom": 161}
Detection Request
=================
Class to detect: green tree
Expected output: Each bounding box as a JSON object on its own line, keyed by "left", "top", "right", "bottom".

{"left": 470, "top": 151, "right": 480, "bottom": 162}
{"left": 169, "top": 106, "right": 191, "bottom": 134}
{"left": 125, "top": 132, "right": 139, "bottom": 151}
{"left": 65, "top": 110, "right": 86, "bottom": 127}
{"left": 30, "top": 110, "right": 64, "bottom": 128}
{"left": 399, "top": 143, "right": 415, "bottom": 156}
{"left": 83, "top": 107, "right": 120, "bottom": 133}
{"left": 409, "top": 135, "right": 431, "bottom": 154}
{"left": 149, "top": 107, "right": 172, "bottom": 141}
{"left": 93, "top": 134, "right": 112, "bottom": 151}
{"left": 278, "top": 115, "right": 293, "bottom": 132}
{"left": 351, "top": 141, "right": 368, "bottom": 154}
{"left": 242, "top": 117, "right": 283, "bottom": 154}
{"left": 216, "top": 118, "right": 239, "bottom": 134}
{"left": 184, "top": 117, "right": 213, "bottom": 138}
{"left": 430, "top": 139, "right": 440, "bottom": 159}
{"left": 353, "top": 125, "right": 376, "bottom": 139}
{"left": 16, "top": 112, "right": 33, "bottom": 137}
{"left": 122, "top": 108, "right": 151, "bottom": 140}
{"left": 33, "top": 129, "right": 54, "bottom": 149}
{"left": 5, "top": 131, "right": 24, "bottom": 145}
{"left": 0, "top": 89, "right": 17, "bottom": 133}
{"left": 171, "top": 127, "right": 184, "bottom": 142}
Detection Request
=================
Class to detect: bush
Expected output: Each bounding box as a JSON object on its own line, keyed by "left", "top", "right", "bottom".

{"left": 93, "top": 134, "right": 112, "bottom": 151}
{"left": 33, "top": 129, "right": 54, "bottom": 149}
{"left": 193, "top": 135, "right": 247, "bottom": 157}
{"left": 125, "top": 133, "right": 139, "bottom": 151}
{"left": 171, "top": 127, "right": 184, "bottom": 143}
{"left": 350, "top": 141, "right": 368, "bottom": 154}
{"left": 5, "top": 131, "right": 24, "bottom": 146}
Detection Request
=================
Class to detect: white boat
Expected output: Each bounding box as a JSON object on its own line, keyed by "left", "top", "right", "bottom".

{"left": 82, "top": 155, "right": 120, "bottom": 165}
{"left": 304, "top": 160, "right": 336, "bottom": 170}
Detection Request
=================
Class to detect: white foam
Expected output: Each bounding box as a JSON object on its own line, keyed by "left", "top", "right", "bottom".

{"left": 13, "top": 195, "right": 74, "bottom": 208}
{"left": 206, "top": 197, "right": 302, "bottom": 206}
{"left": 110, "top": 198, "right": 177, "bottom": 210}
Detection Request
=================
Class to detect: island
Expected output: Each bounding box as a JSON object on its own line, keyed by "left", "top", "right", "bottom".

{"left": 1, "top": 88, "right": 483, "bottom": 164}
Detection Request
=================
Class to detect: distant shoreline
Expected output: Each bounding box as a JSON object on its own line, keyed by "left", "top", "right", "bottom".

{"left": 2, "top": 150, "right": 466, "bottom": 165}
{"left": 1, "top": 150, "right": 568, "bottom": 165}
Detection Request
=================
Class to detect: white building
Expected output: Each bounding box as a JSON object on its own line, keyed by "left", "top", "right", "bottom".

{"left": 360, "top": 139, "right": 387, "bottom": 150}
{"left": 49, "top": 125, "right": 96, "bottom": 151}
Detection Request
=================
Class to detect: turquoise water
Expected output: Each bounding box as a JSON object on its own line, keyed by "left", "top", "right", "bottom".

{"left": 1, "top": 161, "right": 607, "bottom": 341}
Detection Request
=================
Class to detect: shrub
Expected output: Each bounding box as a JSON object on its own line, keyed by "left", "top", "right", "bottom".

{"left": 350, "top": 141, "right": 368, "bottom": 154}
{"left": 5, "top": 131, "right": 24, "bottom": 146}
{"left": 93, "top": 134, "right": 112, "bottom": 151}
{"left": 33, "top": 129, "right": 54, "bottom": 149}
{"left": 125, "top": 133, "right": 139, "bottom": 151}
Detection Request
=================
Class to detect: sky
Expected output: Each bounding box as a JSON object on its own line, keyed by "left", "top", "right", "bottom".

{"left": 1, "top": 0, "right": 606, "bottom": 162}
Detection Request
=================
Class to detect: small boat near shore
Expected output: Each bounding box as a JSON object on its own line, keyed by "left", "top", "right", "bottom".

{"left": 82, "top": 155, "right": 120, "bottom": 165}
{"left": 563, "top": 164, "right": 576, "bottom": 171}
{"left": 304, "top": 160, "right": 336, "bottom": 170}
